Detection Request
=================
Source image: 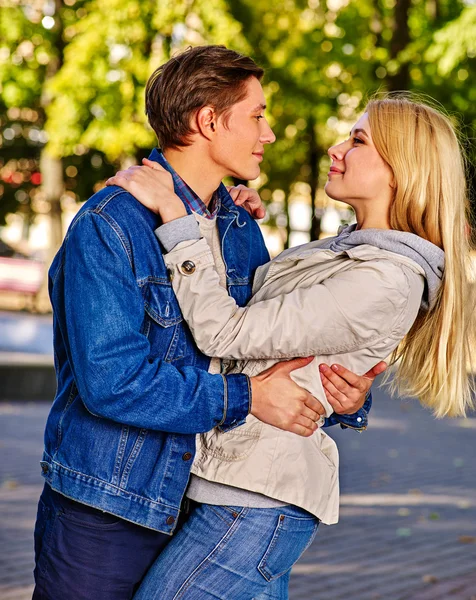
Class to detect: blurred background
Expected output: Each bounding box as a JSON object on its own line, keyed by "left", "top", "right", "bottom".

{"left": 1, "top": 0, "right": 475, "bottom": 312}
{"left": 1, "top": 2, "right": 476, "bottom": 599}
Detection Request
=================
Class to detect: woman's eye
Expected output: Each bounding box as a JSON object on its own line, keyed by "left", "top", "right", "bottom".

{"left": 255, "top": 115, "right": 264, "bottom": 121}
{"left": 353, "top": 137, "right": 364, "bottom": 144}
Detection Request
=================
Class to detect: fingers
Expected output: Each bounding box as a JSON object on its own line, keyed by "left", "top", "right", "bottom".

{"left": 364, "top": 361, "right": 387, "bottom": 379}
{"left": 287, "top": 422, "right": 316, "bottom": 437}
{"left": 319, "top": 374, "right": 346, "bottom": 413}
{"left": 227, "top": 187, "right": 239, "bottom": 201}
{"left": 300, "top": 403, "right": 322, "bottom": 421}
{"left": 319, "top": 364, "right": 355, "bottom": 394}
{"left": 228, "top": 185, "right": 248, "bottom": 205}
{"left": 274, "top": 356, "right": 314, "bottom": 376}
{"left": 105, "top": 173, "right": 130, "bottom": 188}
{"left": 303, "top": 395, "right": 326, "bottom": 417}
{"left": 320, "top": 363, "right": 368, "bottom": 393}
{"left": 293, "top": 415, "right": 318, "bottom": 435}
{"left": 142, "top": 158, "right": 166, "bottom": 171}
{"left": 106, "top": 167, "right": 140, "bottom": 187}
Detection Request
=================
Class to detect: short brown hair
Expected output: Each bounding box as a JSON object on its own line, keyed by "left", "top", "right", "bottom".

{"left": 145, "top": 45, "right": 264, "bottom": 150}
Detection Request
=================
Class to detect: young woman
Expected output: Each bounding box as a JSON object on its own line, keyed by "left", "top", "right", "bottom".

{"left": 107, "top": 96, "right": 474, "bottom": 599}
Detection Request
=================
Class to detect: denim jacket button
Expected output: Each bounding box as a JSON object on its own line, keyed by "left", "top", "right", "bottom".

{"left": 182, "top": 452, "right": 192, "bottom": 461}
{"left": 41, "top": 464, "right": 48, "bottom": 474}
{"left": 180, "top": 260, "right": 196, "bottom": 275}
{"left": 166, "top": 516, "right": 175, "bottom": 525}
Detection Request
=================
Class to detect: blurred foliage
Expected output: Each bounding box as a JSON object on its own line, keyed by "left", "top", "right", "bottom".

{"left": 0, "top": 0, "right": 475, "bottom": 242}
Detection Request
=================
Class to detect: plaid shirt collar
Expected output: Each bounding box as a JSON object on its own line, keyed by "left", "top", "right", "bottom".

{"left": 150, "top": 149, "right": 220, "bottom": 219}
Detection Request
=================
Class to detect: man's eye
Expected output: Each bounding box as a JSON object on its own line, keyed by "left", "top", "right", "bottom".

{"left": 255, "top": 115, "right": 264, "bottom": 121}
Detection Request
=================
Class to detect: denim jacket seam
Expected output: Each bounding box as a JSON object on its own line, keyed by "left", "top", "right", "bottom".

{"left": 137, "top": 276, "right": 172, "bottom": 287}
{"left": 63, "top": 207, "right": 134, "bottom": 270}
{"left": 93, "top": 188, "right": 127, "bottom": 213}
{"left": 54, "top": 382, "right": 78, "bottom": 457}
{"left": 50, "top": 252, "right": 65, "bottom": 288}
{"left": 97, "top": 212, "right": 134, "bottom": 269}
{"left": 45, "top": 455, "right": 180, "bottom": 511}
{"left": 216, "top": 374, "right": 228, "bottom": 427}
{"left": 246, "top": 375, "right": 252, "bottom": 415}
{"left": 119, "top": 428, "right": 148, "bottom": 489}
{"left": 111, "top": 426, "right": 129, "bottom": 487}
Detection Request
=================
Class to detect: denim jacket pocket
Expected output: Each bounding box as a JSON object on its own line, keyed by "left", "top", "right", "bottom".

{"left": 142, "top": 281, "right": 189, "bottom": 362}
{"left": 142, "top": 281, "right": 182, "bottom": 328}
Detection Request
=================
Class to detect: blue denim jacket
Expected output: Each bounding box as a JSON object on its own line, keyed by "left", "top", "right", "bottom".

{"left": 40, "top": 149, "right": 371, "bottom": 533}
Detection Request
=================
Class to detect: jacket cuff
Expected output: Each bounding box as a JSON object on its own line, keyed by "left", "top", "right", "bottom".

{"left": 164, "top": 238, "right": 215, "bottom": 276}
{"left": 323, "top": 390, "right": 372, "bottom": 432}
{"left": 216, "top": 374, "right": 251, "bottom": 433}
{"left": 155, "top": 215, "right": 201, "bottom": 252}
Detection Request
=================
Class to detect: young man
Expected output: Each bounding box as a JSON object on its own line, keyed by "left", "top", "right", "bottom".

{"left": 33, "top": 46, "right": 380, "bottom": 600}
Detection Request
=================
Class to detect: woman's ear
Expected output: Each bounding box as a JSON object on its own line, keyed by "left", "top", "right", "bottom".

{"left": 196, "top": 106, "right": 216, "bottom": 141}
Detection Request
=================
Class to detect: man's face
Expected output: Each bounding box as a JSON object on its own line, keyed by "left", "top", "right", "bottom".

{"left": 210, "top": 77, "right": 276, "bottom": 181}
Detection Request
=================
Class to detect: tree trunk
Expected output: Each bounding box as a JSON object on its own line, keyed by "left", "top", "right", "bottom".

{"left": 36, "top": 0, "right": 65, "bottom": 312}
{"left": 308, "top": 116, "right": 322, "bottom": 242}
{"left": 40, "top": 150, "right": 64, "bottom": 251}
{"left": 36, "top": 150, "right": 64, "bottom": 312}
{"left": 388, "top": 0, "right": 411, "bottom": 91}
{"left": 371, "top": 0, "right": 384, "bottom": 49}
{"left": 284, "top": 192, "right": 291, "bottom": 249}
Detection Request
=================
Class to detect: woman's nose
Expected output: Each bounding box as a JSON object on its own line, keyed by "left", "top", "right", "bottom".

{"left": 328, "top": 140, "right": 347, "bottom": 160}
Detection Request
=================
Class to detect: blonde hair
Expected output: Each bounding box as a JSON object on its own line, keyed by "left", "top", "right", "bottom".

{"left": 366, "top": 95, "right": 475, "bottom": 417}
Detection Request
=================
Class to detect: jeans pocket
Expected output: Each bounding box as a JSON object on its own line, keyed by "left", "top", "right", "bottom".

{"left": 58, "top": 497, "right": 122, "bottom": 530}
{"left": 258, "top": 513, "right": 319, "bottom": 582}
{"left": 207, "top": 505, "right": 243, "bottom": 528}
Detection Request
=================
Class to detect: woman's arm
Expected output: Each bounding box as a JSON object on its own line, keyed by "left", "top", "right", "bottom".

{"left": 105, "top": 159, "right": 267, "bottom": 220}
{"left": 163, "top": 235, "right": 412, "bottom": 360}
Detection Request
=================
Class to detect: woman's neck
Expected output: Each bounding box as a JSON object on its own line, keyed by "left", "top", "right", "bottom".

{"left": 353, "top": 206, "right": 391, "bottom": 230}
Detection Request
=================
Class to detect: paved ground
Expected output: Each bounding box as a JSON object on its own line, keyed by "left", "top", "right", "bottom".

{"left": 0, "top": 310, "right": 53, "bottom": 355}
{"left": 0, "top": 386, "right": 475, "bottom": 600}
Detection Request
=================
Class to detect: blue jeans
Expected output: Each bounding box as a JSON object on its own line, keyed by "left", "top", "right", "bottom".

{"left": 32, "top": 484, "right": 175, "bottom": 600}
{"left": 133, "top": 503, "right": 319, "bottom": 600}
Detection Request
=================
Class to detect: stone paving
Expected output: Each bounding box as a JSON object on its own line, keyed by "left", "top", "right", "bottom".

{"left": 0, "top": 311, "right": 53, "bottom": 355}
{"left": 0, "top": 385, "right": 475, "bottom": 600}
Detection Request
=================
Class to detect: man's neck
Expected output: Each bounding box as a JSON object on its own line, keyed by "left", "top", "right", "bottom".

{"left": 163, "top": 147, "right": 224, "bottom": 206}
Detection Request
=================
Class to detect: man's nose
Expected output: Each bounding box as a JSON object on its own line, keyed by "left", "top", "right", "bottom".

{"left": 261, "top": 121, "right": 276, "bottom": 145}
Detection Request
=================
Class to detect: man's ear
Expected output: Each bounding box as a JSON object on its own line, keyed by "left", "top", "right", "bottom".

{"left": 196, "top": 106, "right": 216, "bottom": 141}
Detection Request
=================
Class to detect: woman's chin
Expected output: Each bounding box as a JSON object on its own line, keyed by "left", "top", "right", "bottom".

{"left": 324, "top": 185, "right": 342, "bottom": 202}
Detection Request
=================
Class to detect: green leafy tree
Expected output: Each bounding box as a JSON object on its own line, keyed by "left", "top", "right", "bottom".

{"left": 1, "top": 0, "right": 474, "bottom": 263}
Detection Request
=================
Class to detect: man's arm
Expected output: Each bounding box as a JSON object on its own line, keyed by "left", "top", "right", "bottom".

{"left": 61, "top": 210, "right": 322, "bottom": 437}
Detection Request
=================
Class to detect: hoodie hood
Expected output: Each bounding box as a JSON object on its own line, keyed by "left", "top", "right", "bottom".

{"left": 318, "top": 224, "right": 445, "bottom": 310}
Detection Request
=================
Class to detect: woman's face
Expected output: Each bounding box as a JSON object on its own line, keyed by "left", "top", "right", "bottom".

{"left": 325, "top": 113, "right": 394, "bottom": 207}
